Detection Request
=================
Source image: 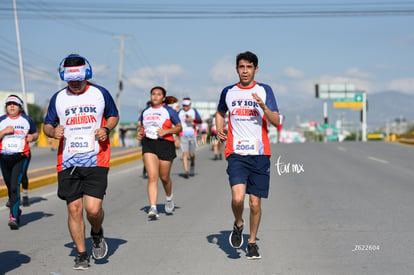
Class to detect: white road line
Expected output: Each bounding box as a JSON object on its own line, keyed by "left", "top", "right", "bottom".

{"left": 43, "top": 191, "right": 56, "bottom": 198}
{"left": 368, "top": 156, "right": 389, "bottom": 164}
{"left": 110, "top": 166, "right": 140, "bottom": 175}
{"left": 337, "top": 146, "right": 347, "bottom": 152}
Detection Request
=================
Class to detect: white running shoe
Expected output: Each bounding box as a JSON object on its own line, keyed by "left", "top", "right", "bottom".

{"left": 165, "top": 199, "right": 175, "bottom": 214}
{"left": 148, "top": 206, "right": 159, "bottom": 219}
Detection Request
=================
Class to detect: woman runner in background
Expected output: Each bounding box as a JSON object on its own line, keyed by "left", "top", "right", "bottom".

{"left": 0, "top": 95, "right": 38, "bottom": 229}
{"left": 136, "top": 87, "right": 182, "bottom": 219}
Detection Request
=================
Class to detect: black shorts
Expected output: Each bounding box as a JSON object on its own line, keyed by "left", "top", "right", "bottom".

{"left": 57, "top": 166, "right": 109, "bottom": 204}
{"left": 142, "top": 137, "right": 176, "bottom": 161}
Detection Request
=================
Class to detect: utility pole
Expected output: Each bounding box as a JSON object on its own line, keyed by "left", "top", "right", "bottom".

{"left": 113, "top": 35, "right": 130, "bottom": 146}
{"left": 361, "top": 92, "right": 367, "bottom": 142}
{"left": 114, "top": 35, "right": 126, "bottom": 116}
{"left": 13, "top": 0, "right": 28, "bottom": 114}
{"left": 323, "top": 101, "right": 328, "bottom": 142}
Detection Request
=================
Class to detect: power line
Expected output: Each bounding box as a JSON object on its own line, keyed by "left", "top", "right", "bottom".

{"left": 1, "top": 2, "right": 414, "bottom": 19}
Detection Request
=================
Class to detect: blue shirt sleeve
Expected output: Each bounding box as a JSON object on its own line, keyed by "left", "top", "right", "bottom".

{"left": 22, "top": 114, "right": 37, "bottom": 134}
{"left": 194, "top": 109, "right": 202, "bottom": 123}
{"left": 44, "top": 92, "right": 59, "bottom": 127}
{"left": 217, "top": 86, "right": 231, "bottom": 114}
{"left": 95, "top": 84, "right": 119, "bottom": 118}
{"left": 167, "top": 106, "right": 181, "bottom": 125}
{"left": 262, "top": 83, "right": 279, "bottom": 112}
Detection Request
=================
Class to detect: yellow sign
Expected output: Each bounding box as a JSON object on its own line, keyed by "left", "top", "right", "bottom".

{"left": 333, "top": 101, "right": 363, "bottom": 108}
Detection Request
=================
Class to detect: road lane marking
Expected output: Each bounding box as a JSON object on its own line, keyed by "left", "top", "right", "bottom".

{"left": 337, "top": 146, "right": 347, "bottom": 152}
{"left": 111, "top": 166, "right": 141, "bottom": 175}
{"left": 368, "top": 156, "right": 389, "bottom": 164}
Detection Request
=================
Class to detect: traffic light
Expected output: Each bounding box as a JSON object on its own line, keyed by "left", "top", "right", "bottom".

{"left": 315, "top": 84, "right": 319, "bottom": 98}
{"left": 324, "top": 117, "right": 328, "bottom": 127}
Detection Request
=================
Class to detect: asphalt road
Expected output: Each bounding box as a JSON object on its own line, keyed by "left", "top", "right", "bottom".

{"left": 0, "top": 142, "right": 413, "bottom": 274}
{"left": 9, "top": 146, "right": 138, "bottom": 171}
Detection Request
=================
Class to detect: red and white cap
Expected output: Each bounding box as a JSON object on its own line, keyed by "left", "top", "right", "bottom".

{"left": 5, "top": 96, "right": 23, "bottom": 107}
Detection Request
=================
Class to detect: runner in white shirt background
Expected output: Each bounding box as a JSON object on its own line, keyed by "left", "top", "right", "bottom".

{"left": 177, "top": 98, "right": 202, "bottom": 179}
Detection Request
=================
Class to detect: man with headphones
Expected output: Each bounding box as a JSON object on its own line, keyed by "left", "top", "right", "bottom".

{"left": 44, "top": 54, "right": 119, "bottom": 270}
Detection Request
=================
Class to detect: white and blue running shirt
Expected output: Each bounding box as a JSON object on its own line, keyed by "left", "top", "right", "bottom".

{"left": 177, "top": 108, "right": 202, "bottom": 137}
{"left": 44, "top": 83, "right": 118, "bottom": 171}
{"left": 217, "top": 81, "right": 279, "bottom": 158}
{"left": 138, "top": 103, "right": 181, "bottom": 142}
{"left": 0, "top": 113, "right": 37, "bottom": 156}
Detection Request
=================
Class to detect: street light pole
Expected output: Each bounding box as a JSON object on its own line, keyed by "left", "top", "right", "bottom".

{"left": 361, "top": 92, "right": 367, "bottom": 142}
{"left": 115, "top": 35, "right": 125, "bottom": 120}
{"left": 13, "top": 0, "right": 28, "bottom": 114}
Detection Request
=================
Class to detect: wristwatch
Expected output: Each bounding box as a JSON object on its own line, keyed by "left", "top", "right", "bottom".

{"left": 103, "top": 126, "right": 110, "bottom": 135}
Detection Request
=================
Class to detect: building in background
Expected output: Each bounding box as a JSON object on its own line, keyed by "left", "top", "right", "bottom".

{"left": 190, "top": 101, "right": 217, "bottom": 121}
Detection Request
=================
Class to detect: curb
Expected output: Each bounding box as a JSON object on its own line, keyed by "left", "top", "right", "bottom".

{"left": 0, "top": 151, "right": 142, "bottom": 199}
{"left": 398, "top": 138, "right": 414, "bottom": 146}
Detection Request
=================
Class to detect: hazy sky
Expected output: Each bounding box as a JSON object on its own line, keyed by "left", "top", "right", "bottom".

{"left": 1, "top": 0, "right": 414, "bottom": 123}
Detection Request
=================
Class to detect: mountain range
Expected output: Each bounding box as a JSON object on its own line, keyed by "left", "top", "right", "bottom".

{"left": 278, "top": 91, "right": 414, "bottom": 131}
{"left": 119, "top": 91, "right": 413, "bottom": 133}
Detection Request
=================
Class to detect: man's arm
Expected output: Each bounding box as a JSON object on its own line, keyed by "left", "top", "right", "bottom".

{"left": 215, "top": 111, "right": 227, "bottom": 141}
{"left": 263, "top": 108, "right": 280, "bottom": 128}
{"left": 95, "top": 116, "right": 120, "bottom": 139}
{"left": 252, "top": 92, "right": 280, "bottom": 127}
{"left": 43, "top": 124, "right": 63, "bottom": 139}
{"left": 103, "top": 116, "right": 119, "bottom": 132}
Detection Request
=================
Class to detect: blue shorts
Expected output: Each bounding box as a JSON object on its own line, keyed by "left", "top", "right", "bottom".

{"left": 226, "top": 154, "right": 270, "bottom": 198}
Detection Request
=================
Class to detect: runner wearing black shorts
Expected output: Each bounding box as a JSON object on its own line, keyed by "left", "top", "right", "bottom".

{"left": 136, "top": 86, "right": 182, "bottom": 219}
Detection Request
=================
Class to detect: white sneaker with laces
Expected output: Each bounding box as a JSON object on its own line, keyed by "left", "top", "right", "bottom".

{"left": 165, "top": 199, "right": 175, "bottom": 214}
{"left": 148, "top": 206, "right": 159, "bottom": 219}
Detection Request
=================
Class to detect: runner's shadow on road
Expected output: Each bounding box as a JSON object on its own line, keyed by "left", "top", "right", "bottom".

{"left": 20, "top": 211, "right": 53, "bottom": 228}
{"left": 26, "top": 196, "right": 48, "bottom": 206}
{"left": 176, "top": 172, "right": 197, "bottom": 178}
{"left": 0, "top": 250, "right": 30, "bottom": 274}
{"left": 206, "top": 231, "right": 250, "bottom": 259}
{"left": 65, "top": 237, "right": 127, "bottom": 264}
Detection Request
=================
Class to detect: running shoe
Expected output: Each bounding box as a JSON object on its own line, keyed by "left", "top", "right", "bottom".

{"left": 229, "top": 220, "right": 244, "bottom": 248}
{"left": 8, "top": 209, "right": 21, "bottom": 230}
{"left": 148, "top": 206, "right": 159, "bottom": 219}
{"left": 190, "top": 164, "right": 195, "bottom": 176}
{"left": 246, "top": 243, "right": 262, "bottom": 260}
{"left": 91, "top": 228, "right": 108, "bottom": 259}
{"left": 73, "top": 253, "right": 90, "bottom": 270}
{"left": 8, "top": 216, "right": 18, "bottom": 230}
{"left": 165, "top": 199, "right": 175, "bottom": 214}
{"left": 22, "top": 196, "right": 29, "bottom": 207}
{"left": 143, "top": 167, "right": 148, "bottom": 179}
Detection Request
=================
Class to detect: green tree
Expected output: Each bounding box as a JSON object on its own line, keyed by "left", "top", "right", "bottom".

{"left": 27, "top": 103, "right": 45, "bottom": 126}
